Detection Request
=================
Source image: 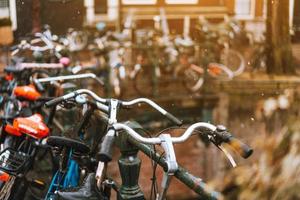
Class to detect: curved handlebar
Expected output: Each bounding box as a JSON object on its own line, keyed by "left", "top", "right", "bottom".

{"left": 122, "top": 98, "right": 182, "bottom": 126}
{"left": 45, "top": 89, "right": 182, "bottom": 125}
{"left": 35, "top": 73, "right": 104, "bottom": 86}
{"left": 113, "top": 122, "right": 253, "bottom": 160}
{"left": 45, "top": 89, "right": 106, "bottom": 107}
{"left": 113, "top": 122, "right": 216, "bottom": 144}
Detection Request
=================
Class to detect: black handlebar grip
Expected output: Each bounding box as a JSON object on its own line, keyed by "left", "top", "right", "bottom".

{"left": 226, "top": 136, "right": 253, "bottom": 159}
{"left": 97, "top": 134, "right": 115, "bottom": 162}
{"left": 45, "top": 96, "right": 65, "bottom": 108}
{"left": 33, "top": 79, "right": 45, "bottom": 92}
{"left": 165, "top": 112, "right": 182, "bottom": 126}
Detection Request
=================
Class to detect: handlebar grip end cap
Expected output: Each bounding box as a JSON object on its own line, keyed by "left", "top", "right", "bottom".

{"left": 227, "top": 137, "right": 253, "bottom": 159}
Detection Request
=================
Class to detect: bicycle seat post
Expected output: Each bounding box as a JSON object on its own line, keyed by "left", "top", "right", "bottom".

{"left": 59, "top": 147, "right": 72, "bottom": 173}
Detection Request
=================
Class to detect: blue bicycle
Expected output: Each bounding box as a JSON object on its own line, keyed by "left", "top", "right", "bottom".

{"left": 45, "top": 136, "right": 90, "bottom": 200}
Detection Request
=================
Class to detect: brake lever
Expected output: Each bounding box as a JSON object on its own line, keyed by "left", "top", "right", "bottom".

{"left": 208, "top": 135, "right": 237, "bottom": 168}
{"left": 158, "top": 134, "right": 178, "bottom": 200}
{"left": 218, "top": 144, "right": 237, "bottom": 168}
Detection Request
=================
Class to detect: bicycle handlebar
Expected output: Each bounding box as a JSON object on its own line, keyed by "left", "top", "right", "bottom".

{"left": 45, "top": 89, "right": 182, "bottom": 126}
{"left": 114, "top": 122, "right": 253, "bottom": 159}
{"left": 45, "top": 89, "right": 106, "bottom": 107}
{"left": 113, "top": 122, "right": 215, "bottom": 144}
{"left": 20, "top": 63, "right": 64, "bottom": 69}
{"left": 122, "top": 98, "right": 182, "bottom": 126}
{"left": 32, "top": 78, "right": 45, "bottom": 92}
{"left": 35, "top": 73, "right": 104, "bottom": 86}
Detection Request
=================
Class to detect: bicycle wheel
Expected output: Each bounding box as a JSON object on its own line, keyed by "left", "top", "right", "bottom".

{"left": 182, "top": 67, "right": 204, "bottom": 92}
{"left": 220, "top": 48, "right": 245, "bottom": 76}
{"left": 207, "top": 63, "right": 234, "bottom": 80}
{"left": 133, "top": 67, "right": 154, "bottom": 97}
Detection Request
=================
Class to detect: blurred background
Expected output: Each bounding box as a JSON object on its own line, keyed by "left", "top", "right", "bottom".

{"left": 0, "top": 0, "right": 300, "bottom": 199}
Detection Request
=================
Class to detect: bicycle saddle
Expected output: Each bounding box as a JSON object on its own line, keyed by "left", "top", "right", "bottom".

{"left": 5, "top": 114, "right": 49, "bottom": 138}
{"left": 13, "top": 85, "right": 41, "bottom": 101}
{"left": 47, "top": 136, "right": 90, "bottom": 154}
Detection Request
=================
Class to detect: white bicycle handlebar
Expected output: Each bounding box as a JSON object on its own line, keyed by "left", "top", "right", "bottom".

{"left": 113, "top": 122, "right": 216, "bottom": 144}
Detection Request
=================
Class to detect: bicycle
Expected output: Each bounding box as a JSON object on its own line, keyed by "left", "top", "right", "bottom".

{"left": 248, "top": 33, "right": 267, "bottom": 73}
{"left": 0, "top": 73, "right": 104, "bottom": 200}
{"left": 0, "top": 99, "right": 54, "bottom": 200}
{"left": 196, "top": 15, "right": 246, "bottom": 77}
{"left": 43, "top": 99, "right": 108, "bottom": 199}
{"left": 45, "top": 89, "right": 253, "bottom": 200}
{"left": 131, "top": 13, "right": 234, "bottom": 95}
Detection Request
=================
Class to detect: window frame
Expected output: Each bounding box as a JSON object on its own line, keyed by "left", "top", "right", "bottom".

{"left": 165, "top": 0, "right": 198, "bottom": 5}
{"left": 234, "top": 0, "right": 256, "bottom": 20}
{"left": 121, "top": 0, "right": 157, "bottom": 5}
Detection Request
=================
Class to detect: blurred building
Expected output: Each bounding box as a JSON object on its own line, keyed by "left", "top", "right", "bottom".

{"left": 0, "top": 0, "right": 299, "bottom": 38}
{"left": 83, "top": 0, "right": 298, "bottom": 37}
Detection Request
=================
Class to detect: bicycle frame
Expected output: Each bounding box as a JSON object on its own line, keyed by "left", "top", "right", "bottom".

{"left": 44, "top": 102, "right": 101, "bottom": 199}
{"left": 45, "top": 150, "right": 79, "bottom": 200}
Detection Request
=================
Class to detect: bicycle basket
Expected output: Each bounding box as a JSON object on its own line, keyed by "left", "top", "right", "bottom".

{"left": 0, "top": 148, "right": 31, "bottom": 175}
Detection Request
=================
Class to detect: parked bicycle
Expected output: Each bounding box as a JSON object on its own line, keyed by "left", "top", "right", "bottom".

{"left": 0, "top": 73, "right": 104, "bottom": 200}
{"left": 44, "top": 89, "right": 253, "bottom": 200}
{"left": 131, "top": 12, "right": 234, "bottom": 95}
{"left": 196, "top": 15, "right": 246, "bottom": 77}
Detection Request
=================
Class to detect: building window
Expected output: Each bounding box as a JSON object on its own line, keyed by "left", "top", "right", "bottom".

{"left": 263, "top": 0, "right": 267, "bottom": 18}
{"left": 165, "top": 0, "right": 198, "bottom": 4}
{"left": 122, "top": 0, "right": 157, "bottom": 5}
{"left": 107, "top": 0, "right": 118, "bottom": 20}
{"left": 95, "top": 0, "right": 107, "bottom": 14}
{"left": 0, "top": 0, "right": 8, "bottom": 8}
{"left": 0, "top": 0, "right": 9, "bottom": 18}
{"left": 235, "top": 0, "right": 255, "bottom": 19}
